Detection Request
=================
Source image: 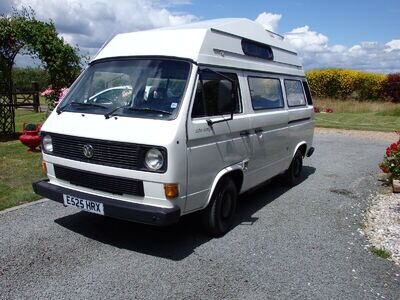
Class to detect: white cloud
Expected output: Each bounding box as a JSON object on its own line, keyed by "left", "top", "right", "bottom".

{"left": 285, "top": 25, "right": 328, "bottom": 52}
{"left": 4, "top": 3, "right": 400, "bottom": 73}
{"left": 385, "top": 39, "right": 400, "bottom": 52}
{"left": 9, "top": 0, "right": 197, "bottom": 59}
{"left": 256, "top": 12, "right": 400, "bottom": 73}
{"left": 255, "top": 12, "right": 282, "bottom": 32}
{"left": 281, "top": 23, "right": 400, "bottom": 73}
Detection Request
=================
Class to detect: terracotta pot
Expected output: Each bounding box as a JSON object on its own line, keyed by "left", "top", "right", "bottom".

{"left": 19, "top": 123, "right": 41, "bottom": 152}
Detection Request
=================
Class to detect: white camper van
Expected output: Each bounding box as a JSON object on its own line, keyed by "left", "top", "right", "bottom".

{"left": 33, "top": 18, "right": 315, "bottom": 236}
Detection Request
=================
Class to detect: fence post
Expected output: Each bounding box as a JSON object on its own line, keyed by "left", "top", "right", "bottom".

{"left": 32, "top": 81, "right": 39, "bottom": 113}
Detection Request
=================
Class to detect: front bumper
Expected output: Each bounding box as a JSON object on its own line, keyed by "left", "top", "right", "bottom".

{"left": 32, "top": 180, "right": 180, "bottom": 226}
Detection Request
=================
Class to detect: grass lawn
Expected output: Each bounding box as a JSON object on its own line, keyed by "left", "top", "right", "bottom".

{"left": 0, "top": 110, "right": 47, "bottom": 211}
{"left": 315, "top": 112, "right": 400, "bottom": 132}
{"left": 0, "top": 140, "right": 44, "bottom": 211}
{"left": 314, "top": 98, "right": 400, "bottom": 132}
{"left": 14, "top": 109, "right": 47, "bottom": 132}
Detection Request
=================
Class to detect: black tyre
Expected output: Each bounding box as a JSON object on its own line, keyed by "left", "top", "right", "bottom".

{"left": 284, "top": 150, "right": 303, "bottom": 186}
{"left": 202, "top": 177, "right": 237, "bottom": 237}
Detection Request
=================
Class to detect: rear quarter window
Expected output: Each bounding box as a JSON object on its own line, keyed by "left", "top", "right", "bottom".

{"left": 248, "top": 76, "right": 284, "bottom": 110}
{"left": 284, "top": 79, "right": 306, "bottom": 107}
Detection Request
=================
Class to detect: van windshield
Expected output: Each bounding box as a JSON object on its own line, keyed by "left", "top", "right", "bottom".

{"left": 59, "top": 59, "right": 191, "bottom": 119}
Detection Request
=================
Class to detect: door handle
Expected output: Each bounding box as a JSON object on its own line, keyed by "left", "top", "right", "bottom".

{"left": 240, "top": 130, "right": 250, "bottom": 136}
{"left": 255, "top": 128, "right": 263, "bottom": 134}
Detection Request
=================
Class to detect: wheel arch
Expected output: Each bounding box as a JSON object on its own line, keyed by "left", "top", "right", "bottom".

{"left": 203, "top": 164, "right": 244, "bottom": 209}
{"left": 293, "top": 141, "right": 307, "bottom": 158}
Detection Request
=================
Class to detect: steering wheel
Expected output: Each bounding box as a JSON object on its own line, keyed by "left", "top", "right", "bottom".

{"left": 93, "top": 97, "right": 112, "bottom": 105}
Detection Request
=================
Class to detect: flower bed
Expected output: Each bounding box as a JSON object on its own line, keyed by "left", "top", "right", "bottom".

{"left": 379, "top": 132, "right": 400, "bottom": 192}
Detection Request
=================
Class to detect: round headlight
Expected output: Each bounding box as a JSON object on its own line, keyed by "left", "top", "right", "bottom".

{"left": 42, "top": 135, "right": 53, "bottom": 153}
{"left": 145, "top": 148, "right": 164, "bottom": 170}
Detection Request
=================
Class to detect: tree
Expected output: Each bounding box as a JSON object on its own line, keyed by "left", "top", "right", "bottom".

{"left": 0, "top": 7, "right": 85, "bottom": 134}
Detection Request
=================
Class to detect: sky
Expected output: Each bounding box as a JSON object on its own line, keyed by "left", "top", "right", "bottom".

{"left": 1, "top": 0, "right": 400, "bottom": 73}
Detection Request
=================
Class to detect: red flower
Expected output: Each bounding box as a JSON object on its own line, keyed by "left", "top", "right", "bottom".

{"left": 379, "top": 164, "right": 390, "bottom": 173}
{"left": 390, "top": 143, "right": 398, "bottom": 151}
{"left": 386, "top": 148, "right": 392, "bottom": 157}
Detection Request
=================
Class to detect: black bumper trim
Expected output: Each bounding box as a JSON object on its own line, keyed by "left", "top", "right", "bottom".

{"left": 32, "top": 180, "right": 180, "bottom": 226}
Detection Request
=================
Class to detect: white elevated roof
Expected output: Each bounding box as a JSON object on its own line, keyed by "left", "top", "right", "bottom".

{"left": 93, "top": 18, "right": 304, "bottom": 76}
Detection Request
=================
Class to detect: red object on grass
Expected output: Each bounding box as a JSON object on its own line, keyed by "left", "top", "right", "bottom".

{"left": 19, "top": 123, "right": 41, "bottom": 152}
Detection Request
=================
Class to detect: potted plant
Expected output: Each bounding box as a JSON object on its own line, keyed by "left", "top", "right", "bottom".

{"left": 19, "top": 123, "right": 41, "bottom": 152}
{"left": 379, "top": 133, "right": 400, "bottom": 192}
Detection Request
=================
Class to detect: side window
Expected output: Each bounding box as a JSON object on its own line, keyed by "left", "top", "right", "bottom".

{"left": 191, "top": 71, "right": 240, "bottom": 118}
{"left": 285, "top": 79, "right": 306, "bottom": 107}
{"left": 302, "top": 81, "right": 313, "bottom": 105}
{"left": 248, "top": 76, "right": 283, "bottom": 110}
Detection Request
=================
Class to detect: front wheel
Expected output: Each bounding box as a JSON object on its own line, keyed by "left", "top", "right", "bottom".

{"left": 201, "top": 177, "right": 237, "bottom": 237}
{"left": 284, "top": 150, "right": 303, "bottom": 186}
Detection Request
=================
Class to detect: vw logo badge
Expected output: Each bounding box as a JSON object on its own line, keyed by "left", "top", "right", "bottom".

{"left": 83, "top": 144, "right": 94, "bottom": 158}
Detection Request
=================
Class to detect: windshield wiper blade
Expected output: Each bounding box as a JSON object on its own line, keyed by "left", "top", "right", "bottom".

{"left": 104, "top": 105, "right": 129, "bottom": 119}
{"left": 57, "top": 101, "right": 107, "bottom": 114}
{"left": 104, "top": 106, "right": 172, "bottom": 119}
{"left": 127, "top": 107, "right": 172, "bottom": 115}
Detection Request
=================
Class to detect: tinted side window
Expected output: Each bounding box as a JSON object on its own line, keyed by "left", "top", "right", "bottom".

{"left": 248, "top": 76, "right": 283, "bottom": 110}
{"left": 191, "top": 71, "right": 240, "bottom": 118}
{"left": 302, "top": 81, "right": 313, "bottom": 105}
{"left": 285, "top": 79, "right": 306, "bottom": 107}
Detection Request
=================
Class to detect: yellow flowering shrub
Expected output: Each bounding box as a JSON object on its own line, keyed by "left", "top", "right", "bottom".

{"left": 306, "top": 69, "right": 386, "bottom": 100}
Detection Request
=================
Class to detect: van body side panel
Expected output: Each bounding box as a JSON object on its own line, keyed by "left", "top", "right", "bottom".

{"left": 288, "top": 106, "right": 315, "bottom": 156}
{"left": 242, "top": 110, "right": 289, "bottom": 191}
{"left": 185, "top": 114, "right": 251, "bottom": 212}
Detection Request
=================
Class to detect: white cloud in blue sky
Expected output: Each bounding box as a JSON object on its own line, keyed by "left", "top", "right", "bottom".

{"left": 254, "top": 12, "right": 282, "bottom": 32}
{"left": 254, "top": 12, "right": 400, "bottom": 73}
{"left": 2, "top": 0, "right": 400, "bottom": 73}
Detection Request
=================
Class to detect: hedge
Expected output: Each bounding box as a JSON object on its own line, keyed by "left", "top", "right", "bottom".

{"left": 306, "top": 69, "right": 400, "bottom": 102}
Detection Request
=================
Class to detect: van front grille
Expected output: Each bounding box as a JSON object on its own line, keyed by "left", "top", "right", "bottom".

{"left": 54, "top": 165, "right": 144, "bottom": 196}
{"left": 49, "top": 133, "right": 143, "bottom": 170}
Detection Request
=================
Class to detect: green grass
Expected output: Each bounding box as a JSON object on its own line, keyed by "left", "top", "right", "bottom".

{"left": 0, "top": 140, "right": 45, "bottom": 211}
{"left": 314, "top": 98, "right": 400, "bottom": 132}
{"left": 375, "top": 107, "right": 400, "bottom": 117}
{"left": 14, "top": 109, "right": 47, "bottom": 132}
{"left": 0, "top": 110, "right": 47, "bottom": 211}
{"left": 315, "top": 112, "right": 400, "bottom": 132}
{"left": 371, "top": 246, "right": 391, "bottom": 259}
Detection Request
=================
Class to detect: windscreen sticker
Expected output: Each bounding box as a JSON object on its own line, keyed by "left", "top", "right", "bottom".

{"left": 171, "top": 102, "right": 178, "bottom": 108}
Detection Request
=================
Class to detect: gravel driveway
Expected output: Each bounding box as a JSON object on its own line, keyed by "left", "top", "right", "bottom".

{"left": 1, "top": 130, "right": 399, "bottom": 299}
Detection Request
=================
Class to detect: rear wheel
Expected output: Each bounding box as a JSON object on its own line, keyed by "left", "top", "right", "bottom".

{"left": 202, "top": 177, "right": 237, "bottom": 237}
{"left": 284, "top": 150, "right": 303, "bottom": 186}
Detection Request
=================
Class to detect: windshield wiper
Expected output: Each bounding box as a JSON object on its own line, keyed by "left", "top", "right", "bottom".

{"left": 127, "top": 107, "right": 172, "bottom": 115}
{"left": 104, "top": 106, "right": 172, "bottom": 119}
{"left": 104, "top": 105, "right": 129, "bottom": 119}
{"left": 57, "top": 101, "right": 107, "bottom": 115}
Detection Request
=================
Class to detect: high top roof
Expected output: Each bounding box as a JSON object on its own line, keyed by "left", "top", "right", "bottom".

{"left": 93, "top": 18, "right": 304, "bottom": 76}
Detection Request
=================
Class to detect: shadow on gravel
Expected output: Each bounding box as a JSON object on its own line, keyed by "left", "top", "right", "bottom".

{"left": 55, "top": 166, "right": 316, "bottom": 261}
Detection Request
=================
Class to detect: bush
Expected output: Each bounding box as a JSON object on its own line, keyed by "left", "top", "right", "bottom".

{"left": 379, "top": 132, "right": 400, "bottom": 179}
{"left": 381, "top": 74, "right": 400, "bottom": 103}
{"left": 11, "top": 67, "right": 49, "bottom": 90}
{"left": 306, "top": 69, "right": 386, "bottom": 101}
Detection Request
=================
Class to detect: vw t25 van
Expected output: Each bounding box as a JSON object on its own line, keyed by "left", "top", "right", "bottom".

{"left": 33, "top": 18, "right": 315, "bottom": 236}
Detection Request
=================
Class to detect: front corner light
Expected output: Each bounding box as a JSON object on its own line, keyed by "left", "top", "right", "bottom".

{"left": 164, "top": 183, "right": 179, "bottom": 199}
{"left": 144, "top": 148, "right": 164, "bottom": 171}
{"left": 41, "top": 160, "right": 48, "bottom": 175}
{"left": 42, "top": 135, "right": 53, "bottom": 153}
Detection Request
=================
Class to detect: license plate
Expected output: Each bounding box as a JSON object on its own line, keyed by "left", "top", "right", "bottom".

{"left": 63, "top": 194, "right": 104, "bottom": 215}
